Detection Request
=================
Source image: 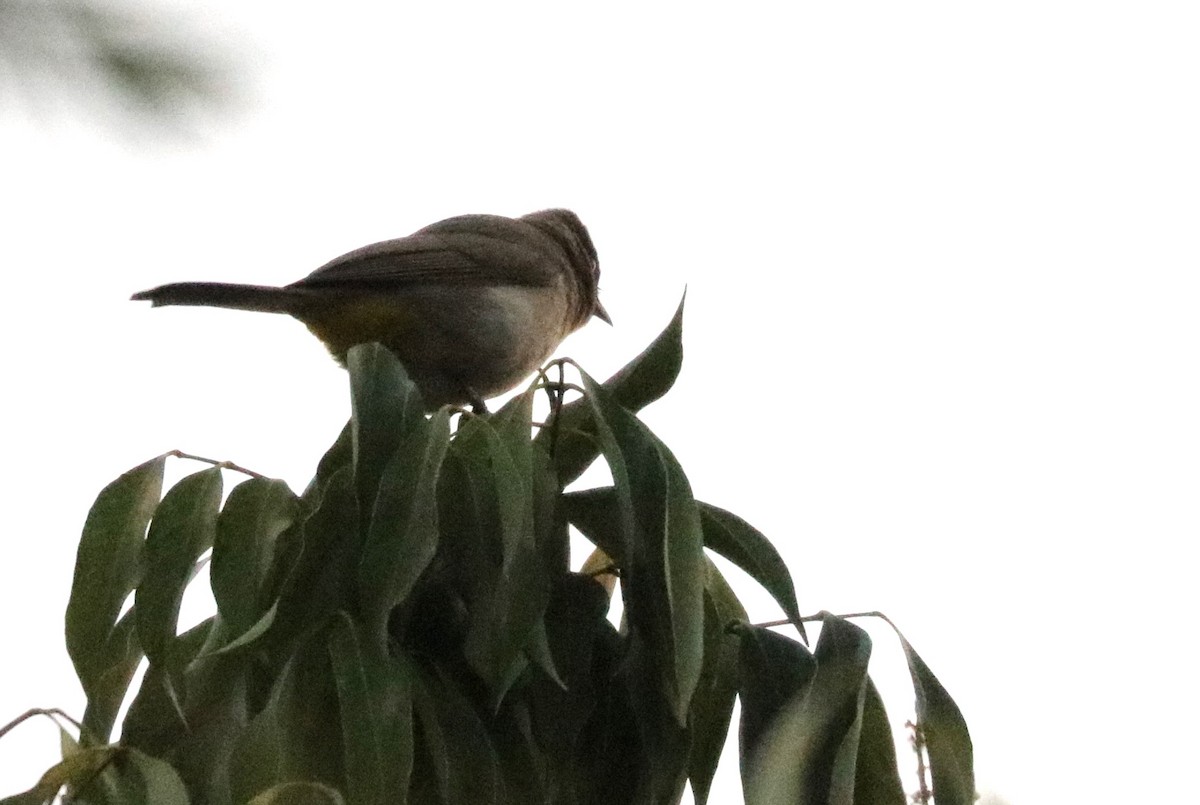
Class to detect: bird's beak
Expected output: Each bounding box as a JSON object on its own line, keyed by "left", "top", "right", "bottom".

{"left": 593, "top": 299, "right": 612, "bottom": 325}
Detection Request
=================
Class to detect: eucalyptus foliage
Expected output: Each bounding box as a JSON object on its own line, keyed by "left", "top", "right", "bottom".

{"left": 3, "top": 300, "right": 973, "bottom": 804}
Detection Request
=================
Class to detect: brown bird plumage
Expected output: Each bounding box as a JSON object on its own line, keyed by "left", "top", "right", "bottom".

{"left": 131, "top": 209, "right": 609, "bottom": 410}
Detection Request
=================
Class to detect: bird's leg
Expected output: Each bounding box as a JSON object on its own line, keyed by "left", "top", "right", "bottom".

{"left": 468, "top": 391, "right": 489, "bottom": 415}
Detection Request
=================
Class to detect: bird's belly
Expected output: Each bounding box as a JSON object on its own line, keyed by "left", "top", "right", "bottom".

{"left": 305, "top": 285, "right": 569, "bottom": 407}
{"left": 433, "top": 285, "right": 569, "bottom": 396}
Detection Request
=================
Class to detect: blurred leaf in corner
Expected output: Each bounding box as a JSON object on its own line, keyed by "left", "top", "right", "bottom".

{"left": 0, "top": 0, "right": 242, "bottom": 135}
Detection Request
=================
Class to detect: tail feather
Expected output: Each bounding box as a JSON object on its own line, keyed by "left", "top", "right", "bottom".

{"left": 130, "top": 282, "right": 300, "bottom": 314}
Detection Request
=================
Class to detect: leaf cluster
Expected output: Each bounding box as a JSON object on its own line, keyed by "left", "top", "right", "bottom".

{"left": 3, "top": 300, "right": 973, "bottom": 805}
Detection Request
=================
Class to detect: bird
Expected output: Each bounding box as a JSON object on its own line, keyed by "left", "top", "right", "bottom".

{"left": 131, "top": 208, "right": 610, "bottom": 412}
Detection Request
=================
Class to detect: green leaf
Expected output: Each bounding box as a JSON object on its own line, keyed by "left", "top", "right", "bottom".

{"left": 120, "top": 747, "right": 192, "bottom": 804}
{"left": 79, "top": 610, "right": 143, "bottom": 746}
{"left": 735, "top": 625, "right": 817, "bottom": 783}
{"left": 560, "top": 487, "right": 626, "bottom": 564}
{"left": 743, "top": 615, "right": 872, "bottom": 805}
{"left": 529, "top": 438, "right": 570, "bottom": 576}
{"left": 575, "top": 371, "right": 705, "bottom": 727}
{"left": 538, "top": 294, "right": 685, "bottom": 485}
{"left": 270, "top": 468, "right": 359, "bottom": 650}
{"left": 135, "top": 467, "right": 223, "bottom": 669}
{"left": 357, "top": 409, "right": 451, "bottom": 641}
{"left": 66, "top": 455, "right": 166, "bottom": 742}
{"left": 898, "top": 634, "right": 975, "bottom": 805}
{"left": 299, "top": 421, "right": 353, "bottom": 505}
{"left": 327, "top": 612, "right": 413, "bottom": 805}
{"left": 490, "top": 703, "right": 548, "bottom": 805}
{"left": 0, "top": 745, "right": 121, "bottom": 805}
{"left": 64, "top": 746, "right": 190, "bottom": 805}
{"left": 698, "top": 502, "right": 804, "bottom": 640}
{"left": 687, "top": 561, "right": 747, "bottom": 805}
{"left": 489, "top": 383, "right": 536, "bottom": 478}
{"left": 211, "top": 478, "right": 299, "bottom": 642}
{"left": 202, "top": 601, "right": 278, "bottom": 657}
{"left": 622, "top": 642, "right": 691, "bottom": 804}
{"left": 853, "top": 678, "right": 906, "bottom": 805}
{"left": 171, "top": 665, "right": 249, "bottom": 804}
{"left": 227, "top": 698, "right": 282, "bottom": 805}
{"left": 348, "top": 343, "right": 427, "bottom": 523}
{"left": 527, "top": 573, "right": 612, "bottom": 773}
{"left": 565, "top": 649, "right": 642, "bottom": 804}
{"left": 121, "top": 616, "right": 214, "bottom": 753}
{"left": 247, "top": 782, "right": 346, "bottom": 805}
{"left": 273, "top": 630, "right": 345, "bottom": 788}
{"left": 452, "top": 414, "right": 551, "bottom": 706}
{"left": 411, "top": 662, "right": 501, "bottom": 805}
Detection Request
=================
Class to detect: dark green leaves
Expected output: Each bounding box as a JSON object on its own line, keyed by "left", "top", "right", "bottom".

{"left": 736, "top": 615, "right": 974, "bottom": 805}
{"left": 34, "top": 315, "right": 976, "bottom": 805}
{"left": 348, "top": 343, "right": 427, "bottom": 524}
{"left": 898, "top": 633, "right": 975, "bottom": 805}
{"left": 328, "top": 612, "right": 413, "bottom": 805}
{"left": 65, "top": 455, "right": 165, "bottom": 743}
{"left": 688, "top": 561, "right": 747, "bottom": 805}
{"left": 211, "top": 478, "right": 299, "bottom": 643}
{"left": 741, "top": 616, "right": 872, "bottom": 805}
{"left": 538, "top": 293, "right": 685, "bottom": 485}
{"left": 699, "top": 502, "right": 804, "bottom": 638}
{"left": 853, "top": 680, "right": 905, "bottom": 805}
{"left": 135, "top": 467, "right": 223, "bottom": 669}
{"left": 576, "top": 370, "right": 704, "bottom": 726}
{"left": 450, "top": 391, "right": 554, "bottom": 705}
{"left": 350, "top": 343, "right": 451, "bottom": 644}
{"left": 356, "top": 408, "right": 451, "bottom": 641}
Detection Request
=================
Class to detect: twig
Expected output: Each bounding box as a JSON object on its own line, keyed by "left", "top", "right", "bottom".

{"left": 167, "top": 449, "right": 266, "bottom": 480}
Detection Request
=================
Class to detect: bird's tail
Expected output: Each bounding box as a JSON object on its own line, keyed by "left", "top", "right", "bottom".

{"left": 130, "top": 282, "right": 301, "bottom": 314}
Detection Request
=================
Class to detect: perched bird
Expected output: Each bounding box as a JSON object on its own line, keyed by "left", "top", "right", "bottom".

{"left": 131, "top": 209, "right": 609, "bottom": 411}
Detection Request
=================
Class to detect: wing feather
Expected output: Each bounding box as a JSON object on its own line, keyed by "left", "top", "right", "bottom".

{"left": 289, "top": 215, "right": 561, "bottom": 291}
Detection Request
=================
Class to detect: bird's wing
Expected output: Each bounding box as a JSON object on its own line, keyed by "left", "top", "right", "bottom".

{"left": 290, "top": 214, "right": 561, "bottom": 291}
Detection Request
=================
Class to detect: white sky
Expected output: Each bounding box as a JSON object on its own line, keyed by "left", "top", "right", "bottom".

{"left": 2, "top": 2, "right": 1197, "bottom": 803}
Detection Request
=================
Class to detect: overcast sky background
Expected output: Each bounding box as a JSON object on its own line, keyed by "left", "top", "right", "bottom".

{"left": 2, "top": 2, "right": 1197, "bottom": 803}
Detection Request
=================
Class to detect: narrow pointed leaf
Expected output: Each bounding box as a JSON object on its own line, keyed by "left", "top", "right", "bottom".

{"left": 412, "top": 663, "right": 501, "bottom": 805}
{"left": 853, "top": 678, "right": 906, "bottom": 805}
{"left": 328, "top": 612, "right": 413, "bottom": 805}
{"left": 65, "top": 746, "right": 190, "bottom": 805}
{"left": 135, "top": 467, "right": 223, "bottom": 668}
{"left": 561, "top": 487, "right": 626, "bottom": 564}
{"left": 539, "top": 294, "right": 685, "bottom": 485}
{"left": 121, "top": 616, "right": 213, "bottom": 752}
{"left": 0, "top": 746, "right": 121, "bottom": 805}
{"left": 273, "top": 631, "right": 345, "bottom": 787}
{"left": 79, "top": 609, "right": 142, "bottom": 745}
{"left": 348, "top": 342, "right": 427, "bottom": 523}
{"left": 743, "top": 615, "right": 872, "bottom": 805}
{"left": 577, "top": 371, "right": 705, "bottom": 726}
{"left": 121, "top": 746, "right": 192, "bottom": 804}
{"left": 299, "top": 421, "right": 353, "bottom": 505}
{"left": 898, "top": 634, "right": 975, "bottom": 805}
{"left": 454, "top": 417, "right": 549, "bottom": 704}
{"left": 736, "top": 625, "right": 817, "bottom": 775}
{"left": 688, "top": 560, "right": 747, "bottom": 805}
{"left": 527, "top": 572, "right": 612, "bottom": 780}
{"left": 698, "top": 502, "right": 804, "bottom": 639}
{"left": 357, "top": 409, "right": 451, "bottom": 641}
{"left": 211, "top": 478, "right": 299, "bottom": 642}
{"left": 67, "top": 455, "right": 166, "bottom": 736}
{"left": 269, "top": 468, "right": 359, "bottom": 651}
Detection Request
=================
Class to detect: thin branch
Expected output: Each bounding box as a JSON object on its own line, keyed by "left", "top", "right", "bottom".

{"left": 167, "top": 449, "right": 266, "bottom": 480}
{"left": 0, "top": 707, "right": 81, "bottom": 742}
